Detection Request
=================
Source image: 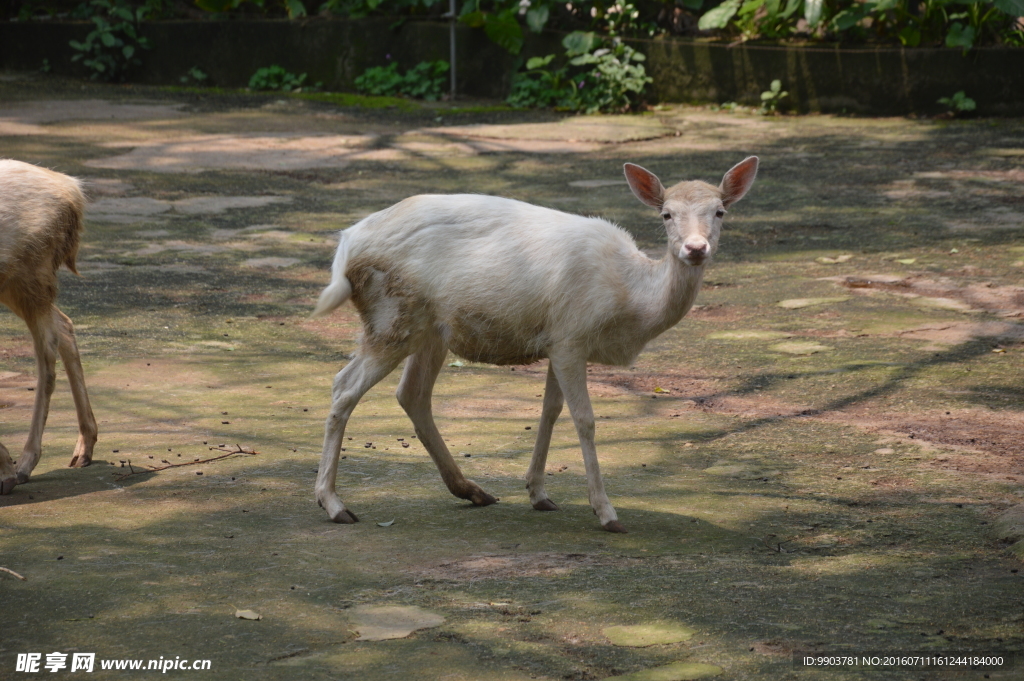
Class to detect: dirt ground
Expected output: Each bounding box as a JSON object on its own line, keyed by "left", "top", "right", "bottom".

{"left": 1, "top": 74, "right": 1023, "bottom": 680}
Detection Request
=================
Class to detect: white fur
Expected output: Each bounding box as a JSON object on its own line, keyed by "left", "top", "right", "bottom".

{"left": 312, "top": 157, "right": 758, "bottom": 532}
{"left": 0, "top": 160, "right": 98, "bottom": 494}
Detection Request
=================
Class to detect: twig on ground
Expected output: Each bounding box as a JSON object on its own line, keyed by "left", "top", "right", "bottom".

{"left": 1, "top": 566, "right": 27, "bottom": 581}
{"left": 761, "top": 535, "right": 796, "bottom": 553}
{"left": 114, "top": 444, "right": 259, "bottom": 481}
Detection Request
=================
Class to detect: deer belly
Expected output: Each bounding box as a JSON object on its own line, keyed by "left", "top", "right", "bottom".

{"left": 442, "top": 311, "right": 549, "bottom": 366}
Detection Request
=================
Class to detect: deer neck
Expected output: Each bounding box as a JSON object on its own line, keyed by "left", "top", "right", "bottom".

{"left": 633, "top": 246, "right": 706, "bottom": 340}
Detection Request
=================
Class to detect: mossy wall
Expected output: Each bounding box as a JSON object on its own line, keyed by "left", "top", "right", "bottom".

{"left": 1, "top": 18, "right": 1022, "bottom": 114}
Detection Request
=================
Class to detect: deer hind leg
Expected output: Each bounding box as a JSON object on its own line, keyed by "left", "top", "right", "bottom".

{"left": 396, "top": 335, "right": 497, "bottom": 507}
{"left": 316, "top": 348, "right": 406, "bottom": 523}
{"left": 548, "top": 352, "right": 626, "bottom": 533}
{"left": 52, "top": 307, "right": 96, "bottom": 468}
{"left": 15, "top": 309, "right": 61, "bottom": 485}
{"left": 0, "top": 441, "right": 15, "bottom": 494}
{"left": 525, "top": 363, "right": 563, "bottom": 511}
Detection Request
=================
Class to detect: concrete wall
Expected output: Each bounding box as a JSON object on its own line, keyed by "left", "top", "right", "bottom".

{"left": 639, "top": 37, "right": 1024, "bottom": 116}
{"left": 1, "top": 18, "right": 1022, "bottom": 115}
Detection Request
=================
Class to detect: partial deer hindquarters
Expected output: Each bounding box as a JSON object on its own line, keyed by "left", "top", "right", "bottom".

{"left": 310, "top": 157, "right": 758, "bottom": 532}
{"left": 0, "top": 160, "right": 98, "bottom": 494}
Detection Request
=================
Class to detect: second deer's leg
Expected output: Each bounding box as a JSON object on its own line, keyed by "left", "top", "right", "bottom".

{"left": 396, "top": 337, "right": 497, "bottom": 506}
{"left": 53, "top": 307, "right": 97, "bottom": 468}
{"left": 525, "top": 363, "right": 563, "bottom": 511}
{"left": 0, "top": 441, "right": 16, "bottom": 494}
{"left": 316, "top": 350, "right": 405, "bottom": 523}
{"left": 549, "top": 352, "right": 626, "bottom": 533}
{"left": 15, "top": 310, "right": 60, "bottom": 484}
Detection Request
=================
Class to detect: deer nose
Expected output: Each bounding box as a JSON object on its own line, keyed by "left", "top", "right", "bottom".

{"left": 684, "top": 241, "right": 708, "bottom": 257}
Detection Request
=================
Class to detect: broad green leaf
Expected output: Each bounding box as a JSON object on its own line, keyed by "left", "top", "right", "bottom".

{"left": 526, "top": 5, "right": 549, "bottom": 32}
{"left": 122, "top": 45, "right": 134, "bottom": 59}
{"left": 899, "top": 26, "right": 921, "bottom": 46}
{"left": 483, "top": 11, "right": 524, "bottom": 54}
{"left": 562, "top": 31, "right": 601, "bottom": 56}
{"left": 100, "top": 31, "right": 117, "bottom": 47}
{"left": 286, "top": 0, "right": 307, "bottom": 18}
{"left": 459, "top": 9, "right": 486, "bottom": 27}
{"left": 993, "top": 0, "right": 1024, "bottom": 15}
{"left": 698, "top": 0, "right": 741, "bottom": 29}
{"left": 526, "top": 54, "right": 556, "bottom": 69}
{"left": 830, "top": 7, "right": 867, "bottom": 30}
{"left": 780, "top": 0, "right": 802, "bottom": 20}
{"left": 738, "top": 0, "right": 766, "bottom": 18}
{"left": 804, "top": 0, "right": 824, "bottom": 25}
{"left": 945, "top": 22, "right": 975, "bottom": 49}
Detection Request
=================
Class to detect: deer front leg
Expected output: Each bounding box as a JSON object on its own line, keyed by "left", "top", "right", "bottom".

{"left": 396, "top": 338, "right": 497, "bottom": 507}
{"left": 16, "top": 312, "right": 60, "bottom": 484}
{"left": 549, "top": 353, "right": 626, "bottom": 533}
{"left": 54, "top": 307, "right": 97, "bottom": 468}
{"left": 525, "top": 363, "right": 563, "bottom": 511}
{"left": 316, "top": 351, "right": 403, "bottom": 523}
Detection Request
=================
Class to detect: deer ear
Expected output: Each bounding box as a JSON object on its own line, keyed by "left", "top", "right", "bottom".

{"left": 623, "top": 163, "right": 665, "bottom": 209}
{"left": 720, "top": 156, "right": 758, "bottom": 208}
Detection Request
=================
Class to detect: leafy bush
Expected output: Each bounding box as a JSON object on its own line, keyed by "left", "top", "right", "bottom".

{"left": 248, "top": 65, "right": 319, "bottom": 92}
{"left": 507, "top": 31, "right": 651, "bottom": 114}
{"left": 69, "top": 0, "right": 151, "bottom": 81}
{"left": 180, "top": 66, "right": 208, "bottom": 85}
{"left": 938, "top": 90, "right": 977, "bottom": 114}
{"left": 697, "top": 0, "right": 1024, "bottom": 49}
{"left": 759, "top": 78, "right": 788, "bottom": 114}
{"left": 354, "top": 61, "right": 450, "bottom": 101}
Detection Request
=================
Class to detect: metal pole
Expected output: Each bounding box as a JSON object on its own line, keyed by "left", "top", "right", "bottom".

{"left": 449, "top": 0, "right": 456, "bottom": 100}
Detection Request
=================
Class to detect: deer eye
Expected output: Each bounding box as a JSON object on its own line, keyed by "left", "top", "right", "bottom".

{"left": 661, "top": 213, "right": 671, "bottom": 221}
{"left": 715, "top": 209, "right": 725, "bottom": 218}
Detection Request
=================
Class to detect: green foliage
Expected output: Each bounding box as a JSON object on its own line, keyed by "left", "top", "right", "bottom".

{"left": 937, "top": 90, "right": 977, "bottom": 114}
{"left": 194, "top": 0, "right": 307, "bottom": 18}
{"left": 69, "top": 0, "right": 152, "bottom": 81}
{"left": 460, "top": 2, "right": 524, "bottom": 54}
{"left": 354, "top": 61, "right": 450, "bottom": 100}
{"left": 759, "top": 78, "right": 789, "bottom": 114}
{"left": 507, "top": 31, "right": 651, "bottom": 114}
{"left": 180, "top": 66, "right": 208, "bottom": 85}
{"left": 248, "top": 65, "right": 319, "bottom": 91}
{"left": 697, "top": 0, "right": 1024, "bottom": 48}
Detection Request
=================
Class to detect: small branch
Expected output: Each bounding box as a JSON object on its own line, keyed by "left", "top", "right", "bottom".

{"left": 114, "top": 444, "right": 258, "bottom": 481}
{"left": 761, "top": 535, "right": 796, "bottom": 553}
{"left": 1, "top": 566, "right": 27, "bottom": 581}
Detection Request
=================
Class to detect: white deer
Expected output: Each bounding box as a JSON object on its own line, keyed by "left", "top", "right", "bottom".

{"left": 0, "top": 160, "right": 97, "bottom": 494}
{"left": 310, "top": 157, "right": 758, "bottom": 532}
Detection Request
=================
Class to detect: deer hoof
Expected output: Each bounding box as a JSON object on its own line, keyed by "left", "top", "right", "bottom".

{"left": 533, "top": 499, "right": 559, "bottom": 511}
{"left": 330, "top": 509, "right": 360, "bottom": 524}
{"left": 1, "top": 476, "right": 16, "bottom": 495}
{"left": 68, "top": 453, "right": 92, "bottom": 468}
{"left": 471, "top": 491, "right": 499, "bottom": 506}
{"left": 602, "top": 520, "right": 628, "bottom": 533}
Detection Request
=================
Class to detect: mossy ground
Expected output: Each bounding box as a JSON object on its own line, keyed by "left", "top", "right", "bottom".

{"left": 1, "top": 75, "right": 1022, "bottom": 680}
